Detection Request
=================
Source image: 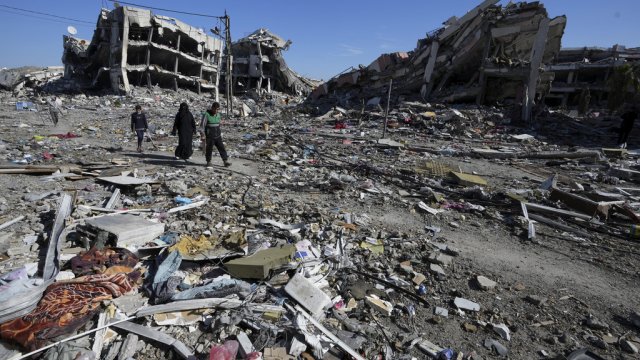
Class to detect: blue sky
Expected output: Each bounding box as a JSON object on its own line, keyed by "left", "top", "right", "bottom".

{"left": 0, "top": 0, "right": 638, "bottom": 80}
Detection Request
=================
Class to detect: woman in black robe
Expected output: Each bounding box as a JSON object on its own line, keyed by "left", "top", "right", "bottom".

{"left": 172, "top": 102, "right": 197, "bottom": 160}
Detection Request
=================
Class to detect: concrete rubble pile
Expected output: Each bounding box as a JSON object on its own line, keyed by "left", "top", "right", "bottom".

{"left": 0, "top": 73, "right": 639, "bottom": 359}
{"left": 0, "top": 0, "right": 639, "bottom": 359}
{"left": 62, "top": 6, "right": 224, "bottom": 95}
{"left": 0, "top": 67, "right": 64, "bottom": 95}
{"left": 310, "top": 0, "right": 567, "bottom": 123}
{"left": 227, "top": 29, "right": 320, "bottom": 96}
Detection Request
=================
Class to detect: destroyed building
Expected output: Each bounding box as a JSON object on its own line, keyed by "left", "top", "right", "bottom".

{"left": 226, "top": 29, "right": 320, "bottom": 96}
{"left": 0, "top": 66, "right": 64, "bottom": 93}
{"left": 62, "top": 6, "right": 224, "bottom": 96}
{"left": 310, "top": 0, "right": 567, "bottom": 122}
{"left": 545, "top": 45, "right": 640, "bottom": 108}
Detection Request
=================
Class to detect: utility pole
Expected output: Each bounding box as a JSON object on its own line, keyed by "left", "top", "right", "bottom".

{"left": 223, "top": 11, "right": 233, "bottom": 116}
{"left": 382, "top": 78, "right": 392, "bottom": 139}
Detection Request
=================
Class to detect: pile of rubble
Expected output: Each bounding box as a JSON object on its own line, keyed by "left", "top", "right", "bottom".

{"left": 0, "top": 83, "right": 639, "bottom": 360}
{"left": 310, "top": 0, "right": 566, "bottom": 124}
{"left": 0, "top": 67, "right": 64, "bottom": 96}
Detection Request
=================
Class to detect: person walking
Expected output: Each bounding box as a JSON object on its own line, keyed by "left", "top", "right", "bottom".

{"left": 200, "top": 102, "right": 231, "bottom": 168}
{"left": 131, "top": 104, "right": 148, "bottom": 153}
{"left": 618, "top": 105, "right": 639, "bottom": 149}
{"left": 171, "top": 102, "right": 197, "bottom": 161}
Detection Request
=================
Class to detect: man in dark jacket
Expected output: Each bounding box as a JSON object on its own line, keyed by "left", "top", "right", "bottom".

{"left": 618, "top": 105, "right": 639, "bottom": 149}
{"left": 131, "top": 105, "right": 148, "bottom": 153}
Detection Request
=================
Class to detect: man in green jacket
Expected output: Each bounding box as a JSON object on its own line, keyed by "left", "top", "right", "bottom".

{"left": 199, "top": 102, "right": 231, "bottom": 168}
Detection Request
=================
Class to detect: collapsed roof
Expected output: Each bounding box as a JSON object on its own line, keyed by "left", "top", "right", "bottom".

{"left": 226, "top": 28, "right": 320, "bottom": 96}
{"left": 62, "top": 6, "right": 224, "bottom": 95}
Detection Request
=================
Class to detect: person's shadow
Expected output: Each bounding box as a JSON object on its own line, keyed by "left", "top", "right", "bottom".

{"left": 123, "top": 152, "right": 192, "bottom": 167}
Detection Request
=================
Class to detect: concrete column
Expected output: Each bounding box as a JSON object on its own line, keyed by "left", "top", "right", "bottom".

{"left": 421, "top": 42, "right": 439, "bottom": 100}
{"left": 119, "top": 7, "right": 130, "bottom": 93}
{"left": 173, "top": 34, "right": 181, "bottom": 91}
{"left": 256, "top": 40, "right": 264, "bottom": 94}
{"left": 522, "top": 17, "right": 550, "bottom": 124}
{"left": 198, "top": 43, "right": 205, "bottom": 95}
{"left": 145, "top": 27, "right": 153, "bottom": 89}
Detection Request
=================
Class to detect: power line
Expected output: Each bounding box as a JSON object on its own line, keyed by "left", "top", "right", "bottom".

{"left": 0, "top": 4, "right": 94, "bottom": 24}
{"left": 0, "top": 8, "right": 94, "bottom": 26}
{"left": 106, "top": 0, "right": 223, "bottom": 19}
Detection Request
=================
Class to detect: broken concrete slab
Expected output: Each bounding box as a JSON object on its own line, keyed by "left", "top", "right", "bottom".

{"left": 225, "top": 244, "right": 295, "bottom": 279}
{"left": 429, "top": 263, "right": 446, "bottom": 277}
{"left": 82, "top": 214, "right": 165, "bottom": 248}
{"left": 454, "top": 297, "right": 480, "bottom": 312}
{"left": 365, "top": 295, "right": 393, "bottom": 316}
{"left": 429, "top": 252, "right": 453, "bottom": 266}
{"left": 284, "top": 272, "right": 331, "bottom": 317}
{"left": 476, "top": 275, "right": 497, "bottom": 290}
{"left": 492, "top": 323, "right": 511, "bottom": 341}
{"left": 236, "top": 332, "right": 256, "bottom": 358}
{"left": 434, "top": 307, "right": 449, "bottom": 318}
{"left": 484, "top": 338, "right": 508, "bottom": 356}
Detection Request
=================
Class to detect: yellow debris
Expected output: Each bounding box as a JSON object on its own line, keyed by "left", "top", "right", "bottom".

{"left": 169, "top": 235, "right": 216, "bottom": 256}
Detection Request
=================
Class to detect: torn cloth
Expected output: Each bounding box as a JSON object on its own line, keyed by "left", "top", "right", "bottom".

{"left": 0, "top": 271, "right": 141, "bottom": 351}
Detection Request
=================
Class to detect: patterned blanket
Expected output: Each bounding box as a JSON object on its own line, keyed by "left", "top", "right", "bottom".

{"left": 0, "top": 271, "right": 141, "bottom": 350}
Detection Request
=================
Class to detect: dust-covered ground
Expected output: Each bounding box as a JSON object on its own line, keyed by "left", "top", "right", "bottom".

{"left": 0, "top": 88, "right": 639, "bottom": 359}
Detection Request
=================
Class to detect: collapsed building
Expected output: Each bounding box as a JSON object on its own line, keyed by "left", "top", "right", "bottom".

{"left": 310, "top": 0, "right": 567, "bottom": 122}
{"left": 226, "top": 28, "right": 320, "bottom": 96}
{"left": 545, "top": 45, "right": 640, "bottom": 107}
{"left": 62, "top": 6, "right": 224, "bottom": 96}
{"left": 0, "top": 67, "right": 64, "bottom": 93}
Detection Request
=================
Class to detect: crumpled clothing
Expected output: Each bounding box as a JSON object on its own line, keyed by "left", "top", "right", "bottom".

{"left": 154, "top": 276, "right": 182, "bottom": 304}
{"left": 70, "top": 247, "right": 139, "bottom": 276}
{"left": 171, "top": 278, "right": 252, "bottom": 301}
{"left": 0, "top": 271, "right": 141, "bottom": 350}
{"left": 169, "top": 235, "right": 215, "bottom": 257}
{"left": 151, "top": 251, "right": 182, "bottom": 304}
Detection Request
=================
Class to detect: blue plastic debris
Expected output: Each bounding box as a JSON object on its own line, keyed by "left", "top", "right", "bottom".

{"left": 174, "top": 196, "right": 192, "bottom": 205}
{"left": 16, "top": 102, "right": 34, "bottom": 111}
{"left": 436, "top": 348, "right": 454, "bottom": 360}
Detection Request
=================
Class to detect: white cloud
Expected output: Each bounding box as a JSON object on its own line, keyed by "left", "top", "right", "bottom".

{"left": 337, "top": 43, "right": 363, "bottom": 56}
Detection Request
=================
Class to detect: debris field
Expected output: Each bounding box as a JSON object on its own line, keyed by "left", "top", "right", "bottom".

{"left": 0, "top": 1, "right": 639, "bottom": 360}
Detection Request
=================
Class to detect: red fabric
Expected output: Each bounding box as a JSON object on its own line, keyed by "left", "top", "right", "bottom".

{"left": 48, "top": 132, "right": 80, "bottom": 139}
{"left": 0, "top": 271, "right": 141, "bottom": 350}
